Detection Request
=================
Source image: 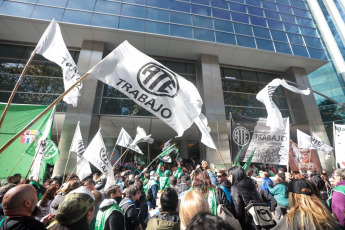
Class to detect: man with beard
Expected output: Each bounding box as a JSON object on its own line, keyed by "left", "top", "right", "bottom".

{"left": 0, "top": 184, "right": 46, "bottom": 230}
{"left": 95, "top": 185, "right": 124, "bottom": 230}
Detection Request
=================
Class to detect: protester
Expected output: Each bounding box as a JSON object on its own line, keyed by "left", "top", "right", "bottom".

{"left": 260, "top": 171, "right": 273, "bottom": 194}
{"left": 95, "top": 185, "right": 125, "bottom": 230}
{"left": 215, "top": 170, "right": 233, "bottom": 213}
{"left": 49, "top": 186, "right": 96, "bottom": 230}
{"left": 119, "top": 185, "right": 143, "bottom": 230}
{"left": 29, "top": 175, "right": 46, "bottom": 200}
{"left": 201, "top": 161, "right": 218, "bottom": 186}
{"left": 37, "top": 185, "right": 58, "bottom": 220}
{"left": 179, "top": 190, "right": 211, "bottom": 230}
{"left": 174, "top": 175, "right": 190, "bottom": 195}
{"left": 330, "top": 168, "right": 345, "bottom": 227}
{"left": 0, "top": 184, "right": 46, "bottom": 230}
{"left": 50, "top": 180, "right": 81, "bottom": 215}
{"left": 146, "top": 188, "right": 180, "bottom": 230}
{"left": 268, "top": 173, "right": 289, "bottom": 223}
{"left": 169, "top": 176, "right": 177, "bottom": 190}
{"left": 273, "top": 179, "right": 340, "bottom": 230}
{"left": 144, "top": 172, "right": 159, "bottom": 209}
{"left": 255, "top": 180, "right": 277, "bottom": 214}
{"left": 134, "top": 180, "right": 148, "bottom": 230}
{"left": 228, "top": 166, "right": 263, "bottom": 230}
{"left": 308, "top": 169, "right": 327, "bottom": 200}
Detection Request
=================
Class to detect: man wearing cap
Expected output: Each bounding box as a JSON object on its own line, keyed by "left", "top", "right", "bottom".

{"left": 0, "top": 184, "right": 46, "bottom": 230}
{"left": 95, "top": 185, "right": 125, "bottom": 230}
{"left": 268, "top": 173, "right": 289, "bottom": 223}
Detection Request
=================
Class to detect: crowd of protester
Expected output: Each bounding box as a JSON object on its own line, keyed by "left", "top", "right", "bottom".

{"left": 0, "top": 157, "right": 345, "bottom": 230}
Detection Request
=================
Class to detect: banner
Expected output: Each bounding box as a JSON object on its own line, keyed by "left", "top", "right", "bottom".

{"left": 36, "top": 19, "right": 82, "bottom": 107}
{"left": 242, "top": 117, "right": 290, "bottom": 165}
{"left": 289, "top": 141, "right": 321, "bottom": 172}
{"left": 334, "top": 124, "right": 345, "bottom": 168}
{"left": 0, "top": 103, "right": 54, "bottom": 179}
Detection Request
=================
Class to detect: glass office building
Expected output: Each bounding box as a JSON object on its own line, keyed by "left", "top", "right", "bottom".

{"left": 0, "top": 0, "right": 339, "bottom": 172}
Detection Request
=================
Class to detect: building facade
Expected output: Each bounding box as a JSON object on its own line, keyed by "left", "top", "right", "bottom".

{"left": 0, "top": 0, "right": 340, "bottom": 172}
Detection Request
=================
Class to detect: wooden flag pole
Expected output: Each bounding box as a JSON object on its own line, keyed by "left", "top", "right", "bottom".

{"left": 0, "top": 50, "right": 37, "bottom": 129}
{"left": 113, "top": 147, "right": 131, "bottom": 168}
{"left": 62, "top": 153, "right": 72, "bottom": 184}
{"left": 65, "top": 156, "right": 84, "bottom": 183}
{"left": 25, "top": 151, "right": 40, "bottom": 180}
{"left": 108, "top": 144, "right": 117, "bottom": 163}
{"left": 0, "top": 73, "right": 90, "bottom": 155}
{"left": 216, "top": 149, "right": 228, "bottom": 170}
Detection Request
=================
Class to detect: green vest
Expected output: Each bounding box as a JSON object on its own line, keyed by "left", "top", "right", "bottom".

{"left": 328, "top": 185, "right": 345, "bottom": 207}
{"left": 144, "top": 179, "right": 159, "bottom": 193}
{"left": 95, "top": 203, "right": 124, "bottom": 230}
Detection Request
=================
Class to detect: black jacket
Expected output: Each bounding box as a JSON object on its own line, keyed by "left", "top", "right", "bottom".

{"left": 310, "top": 172, "right": 326, "bottom": 192}
{"left": 216, "top": 180, "right": 236, "bottom": 215}
{"left": 258, "top": 189, "right": 277, "bottom": 212}
{"left": 119, "top": 198, "right": 140, "bottom": 230}
{"left": 231, "top": 177, "right": 263, "bottom": 230}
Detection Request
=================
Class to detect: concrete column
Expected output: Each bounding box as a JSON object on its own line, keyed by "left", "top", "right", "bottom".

{"left": 198, "top": 55, "right": 231, "bottom": 164}
{"left": 179, "top": 140, "right": 189, "bottom": 158}
{"left": 284, "top": 67, "right": 333, "bottom": 171}
{"left": 53, "top": 41, "right": 104, "bottom": 176}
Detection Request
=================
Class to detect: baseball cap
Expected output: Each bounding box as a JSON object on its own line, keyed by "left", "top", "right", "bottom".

{"left": 288, "top": 179, "right": 313, "bottom": 195}
{"left": 57, "top": 186, "right": 95, "bottom": 226}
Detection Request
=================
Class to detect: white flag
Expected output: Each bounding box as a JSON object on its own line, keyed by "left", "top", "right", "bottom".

{"left": 36, "top": 19, "right": 82, "bottom": 107}
{"left": 132, "top": 127, "right": 151, "bottom": 146}
{"left": 69, "top": 122, "right": 92, "bottom": 180}
{"left": 30, "top": 107, "right": 56, "bottom": 180}
{"left": 87, "top": 41, "right": 203, "bottom": 137}
{"left": 116, "top": 127, "right": 143, "bottom": 154}
{"left": 83, "top": 130, "right": 115, "bottom": 190}
{"left": 334, "top": 124, "right": 345, "bottom": 168}
{"left": 297, "top": 129, "right": 312, "bottom": 149}
{"left": 162, "top": 139, "right": 171, "bottom": 151}
{"left": 257, "top": 79, "right": 310, "bottom": 131}
{"left": 312, "top": 132, "right": 332, "bottom": 154}
{"left": 195, "top": 114, "right": 217, "bottom": 149}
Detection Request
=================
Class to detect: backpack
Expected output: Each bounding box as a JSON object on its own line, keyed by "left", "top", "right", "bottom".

{"left": 245, "top": 201, "right": 276, "bottom": 229}
{"left": 217, "top": 204, "right": 242, "bottom": 230}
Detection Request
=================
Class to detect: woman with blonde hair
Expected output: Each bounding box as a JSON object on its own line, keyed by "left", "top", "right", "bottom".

{"left": 179, "top": 190, "right": 211, "bottom": 230}
{"left": 273, "top": 179, "right": 340, "bottom": 230}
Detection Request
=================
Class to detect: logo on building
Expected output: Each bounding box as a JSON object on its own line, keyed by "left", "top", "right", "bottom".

{"left": 233, "top": 126, "right": 250, "bottom": 146}
{"left": 137, "top": 62, "right": 179, "bottom": 98}
{"left": 21, "top": 130, "right": 39, "bottom": 143}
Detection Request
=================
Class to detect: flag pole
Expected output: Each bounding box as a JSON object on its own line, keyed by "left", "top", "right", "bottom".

{"left": 146, "top": 144, "right": 176, "bottom": 169}
{"left": 0, "top": 50, "right": 37, "bottom": 129}
{"left": 113, "top": 147, "right": 131, "bottom": 168}
{"left": 25, "top": 150, "right": 40, "bottom": 180}
{"left": 216, "top": 149, "right": 228, "bottom": 170}
{"left": 62, "top": 153, "right": 72, "bottom": 184}
{"left": 0, "top": 73, "right": 90, "bottom": 154}
{"left": 108, "top": 144, "right": 117, "bottom": 163}
{"left": 65, "top": 156, "right": 84, "bottom": 183}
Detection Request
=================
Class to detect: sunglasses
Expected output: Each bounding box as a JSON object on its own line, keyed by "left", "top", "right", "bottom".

{"left": 217, "top": 175, "right": 224, "bottom": 178}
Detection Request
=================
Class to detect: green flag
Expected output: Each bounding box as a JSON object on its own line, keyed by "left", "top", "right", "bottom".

{"left": 0, "top": 103, "right": 54, "bottom": 179}
{"left": 233, "top": 145, "right": 244, "bottom": 167}
{"left": 147, "top": 144, "right": 176, "bottom": 168}
{"left": 243, "top": 148, "right": 256, "bottom": 172}
{"left": 159, "top": 145, "right": 177, "bottom": 163}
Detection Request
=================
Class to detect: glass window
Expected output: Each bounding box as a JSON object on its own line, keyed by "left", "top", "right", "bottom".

{"left": 237, "top": 35, "right": 256, "bottom": 48}
{"left": 119, "top": 17, "right": 145, "bottom": 31}
{"left": 264, "top": 9, "right": 280, "bottom": 20}
{"left": 299, "top": 26, "right": 317, "bottom": 37}
{"left": 0, "top": 1, "right": 34, "bottom": 18}
{"left": 276, "top": 0, "right": 290, "bottom": 5}
{"left": 211, "top": 0, "right": 228, "bottom": 9}
{"left": 62, "top": 10, "right": 92, "bottom": 25}
{"left": 277, "top": 4, "right": 292, "bottom": 14}
{"left": 250, "top": 15, "right": 267, "bottom": 27}
{"left": 170, "top": 24, "right": 193, "bottom": 38}
{"left": 193, "top": 15, "right": 213, "bottom": 29}
{"left": 231, "top": 12, "right": 249, "bottom": 23}
{"left": 95, "top": 1, "right": 121, "bottom": 15}
{"left": 290, "top": 0, "right": 306, "bottom": 9}
{"left": 92, "top": 14, "right": 119, "bottom": 28}
{"left": 192, "top": 0, "right": 209, "bottom": 6}
{"left": 212, "top": 8, "right": 230, "bottom": 20}
{"left": 257, "top": 72, "right": 277, "bottom": 82}
{"left": 234, "top": 23, "right": 253, "bottom": 36}
{"left": 262, "top": 1, "right": 277, "bottom": 10}
{"left": 274, "top": 41, "right": 292, "bottom": 54}
{"left": 246, "top": 0, "right": 261, "bottom": 7}
{"left": 67, "top": 0, "right": 96, "bottom": 11}
{"left": 296, "top": 17, "right": 314, "bottom": 27}
{"left": 270, "top": 30, "right": 288, "bottom": 42}
{"left": 284, "top": 23, "right": 300, "bottom": 33}
{"left": 170, "top": 0, "right": 191, "bottom": 13}
{"left": 101, "top": 98, "right": 153, "bottom": 116}
{"left": 123, "top": 0, "right": 146, "bottom": 4}
{"left": 121, "top": 4, "right": 146, "bottom": 18}
{"left": 281, "top": 13, "right": 295, "bottom": 23}
{"left": 268, "top": 19, "right": 284, "bottom": 30}
{"left": 146, "top": 8, "right": 169, "bottom": 22}
{"left": 291, "top": 45, "right": 309, "bottom": 57}
{"left": 214, "top": 19, "right": 233, "bottom": 32}
{"left": 37, "top": 0, "right": 67, "bottom": 7}
{"left": 194, "top": 28, "right": 215, "bottom": 42}
{"left": 31, "top": 6, "right": 64, "bottom": 21}
{"left": 229, "top": 2, "right": 246, "bottom": 13}
{"left": 147, "top": 0, "right": 169, "bottom": 9}
{"left": 308, "top": 47, "right": 327, "bottom": 60}
{"left": 191, "top": 4, "right": 211, "bottom": 16}
{"left": 224, "top": 92, "right": 263, "bottom": 107}
{"left": 223, "top": 68, "right": 241, "bottom": 80}
{"left": 170, "top": 11, "right": 192, "bottom": 25}
{"left": 287, "top": 33, "right": 304, "bottom": 45}
{"left": 231, "top": 0, "right": 244, "bottom": 3}
{"left": 241, "top": 70, "right": 258, "bottom": 81}
{"left": 253, "top": 26, "right": 271, "bottom": 39}
{"left": 216, "top": 32, "right": 236, "bottom": 45}
{"left": 145, "top": 21, "right": 169, "bottom": 35}
{"left": 247, "top": 6, "right": 264, "bottom": 16}
{"left": 293, "top": 7, "right": 311, "bottom": 18}
{"left": 304, "top": 36, "right": 322, "bottom": 48}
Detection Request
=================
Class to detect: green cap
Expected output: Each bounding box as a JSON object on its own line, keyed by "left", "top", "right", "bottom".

{"left": 164, "top": 170, "right": 171, "bottom": 176}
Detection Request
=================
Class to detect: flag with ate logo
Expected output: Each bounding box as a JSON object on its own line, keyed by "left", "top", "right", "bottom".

{"left": 87, "top": 41, "right": 216, "bottom": 149}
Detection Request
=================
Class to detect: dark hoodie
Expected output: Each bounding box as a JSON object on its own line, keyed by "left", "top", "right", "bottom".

{"left": 216, "top": 180, "right": 236, "bottom": 215}
{"left": 231, "top": 177, "right": 263, "bottom": 230}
